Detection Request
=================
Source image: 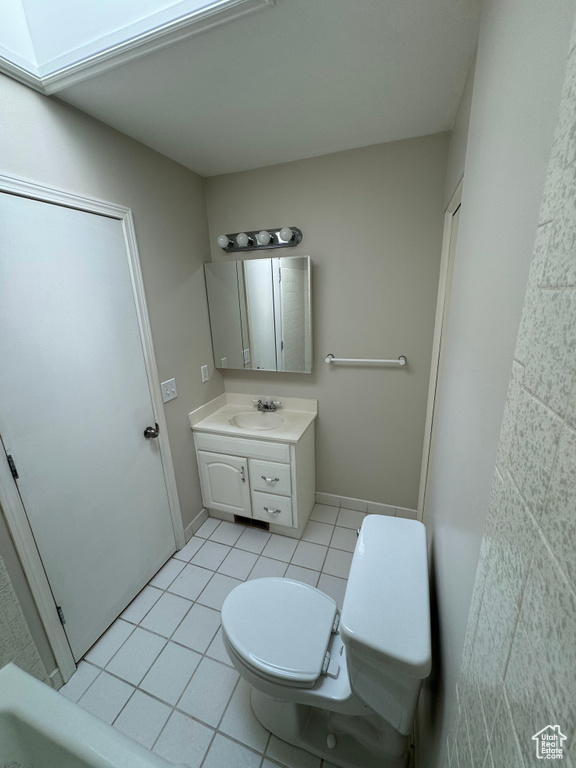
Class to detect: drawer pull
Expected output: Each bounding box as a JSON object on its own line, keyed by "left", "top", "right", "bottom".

{"left": 261, "top": 475, "right": 280, "bottom": 484}
{"left": 263, "top": 506, "right": 282, "bottom": 515}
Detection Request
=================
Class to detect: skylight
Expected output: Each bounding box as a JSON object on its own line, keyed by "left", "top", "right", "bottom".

{"left": 0, "top": 0, "right": 274, "bottom": 93}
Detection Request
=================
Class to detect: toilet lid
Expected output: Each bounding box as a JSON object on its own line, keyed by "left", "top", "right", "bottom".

{"left": 221, "top": 578, "right": 338, "bottom": 686}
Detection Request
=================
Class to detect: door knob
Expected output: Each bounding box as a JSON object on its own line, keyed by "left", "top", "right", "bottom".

{"left": 143, "top": 423, "right": 160, "bottom": 439}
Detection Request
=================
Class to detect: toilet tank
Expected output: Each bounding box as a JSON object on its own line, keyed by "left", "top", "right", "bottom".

{"left": 339, "top": 515, "right": 431, "bottom": 735}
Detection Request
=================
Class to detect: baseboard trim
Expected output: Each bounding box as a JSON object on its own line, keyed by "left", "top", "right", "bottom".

{"left": 49, "top": 666, "right": 64, "bottom": 690}
{"left": 184, "top": 508, "right": 209, "bottom": 542}
{"left": 315, "top": 492, "right": 418, "bottom": 520}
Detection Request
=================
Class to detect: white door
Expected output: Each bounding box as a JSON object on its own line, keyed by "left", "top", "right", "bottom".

{"left": 0, "top": 192, "right": 176, "bottom": 661}
{"left": 197, "top": 451, "right": 251, "bottom": 516}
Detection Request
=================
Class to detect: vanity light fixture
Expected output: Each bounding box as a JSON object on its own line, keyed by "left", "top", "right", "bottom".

{"left": 279, "top": 226, "right": 294, "bottom": 242}
{"left": 217, "top": 234, "right": 233, "bottom": 248}
{"left": 216, "top": 226, "right": 303, "bottom": 252}
{"left": 236, "top": 232, "right": 253, "bottom": 247}
{"left": 257, "top": 230, "right": 272, "bottom": 245}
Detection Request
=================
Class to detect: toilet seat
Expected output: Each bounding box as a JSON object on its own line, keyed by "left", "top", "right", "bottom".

{"left": 221, "top": 578, "right": 338, "bottom": 688}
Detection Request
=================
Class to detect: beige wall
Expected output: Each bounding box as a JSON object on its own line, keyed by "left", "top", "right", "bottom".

{"left": 205, "top": 134, "right": 450, "bottom": 510}
{"left": 0, "top": 73, "right": 224, "bottom": 531}
{"left": 0, "top": 73, "right": 224, "bottom": 673}
{"left": 419, "top": 0, "right": 576, "bottom": 765}
{"left": 444, "top": 54, "right": 475, "bottom": 207}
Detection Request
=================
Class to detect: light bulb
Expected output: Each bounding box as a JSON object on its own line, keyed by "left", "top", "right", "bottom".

{"left": 257, "top": 230, "right": 271, "bottom": 245}
{"left": 217, "top": 234, "right": 231, "bottom": 249}
{"left": 236, "top": 232, "right": 252, "bottom": 247}
{"left": 279, "top": 227, "right": 294, "bottom": 242}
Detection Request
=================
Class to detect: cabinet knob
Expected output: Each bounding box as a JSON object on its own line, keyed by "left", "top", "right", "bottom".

{"left": 263, "top": 507, "right": 282, "bottom": 515}
{"left": 261, "top": 475, "right": 280, "bottom": 484}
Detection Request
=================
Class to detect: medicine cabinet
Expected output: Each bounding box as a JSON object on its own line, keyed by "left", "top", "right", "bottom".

{"left": 204, "top": 255, "right": 311, "bottom": 373}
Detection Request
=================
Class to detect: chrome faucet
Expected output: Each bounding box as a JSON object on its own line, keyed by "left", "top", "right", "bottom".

{"left": 253, "top": 399, "right": 281, "bottom": 412}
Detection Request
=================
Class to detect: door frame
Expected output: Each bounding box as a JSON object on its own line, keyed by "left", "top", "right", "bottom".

{"left": 0, "top": 172, "right": 185, "bottom": 682}
{"left": 417, "top": 181, "right": 463, "bottom": 519}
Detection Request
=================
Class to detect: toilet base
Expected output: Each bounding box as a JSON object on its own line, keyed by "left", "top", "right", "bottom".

{"left": 251, "top": 688, "right": 409, "bottom": 768}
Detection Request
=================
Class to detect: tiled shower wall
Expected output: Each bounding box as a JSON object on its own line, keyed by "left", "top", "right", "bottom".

{"left": 445, "top": 28, "right": 576, "bottom": 768}
{"left": 0, "top": 554, "right": 48, "bottom": 683}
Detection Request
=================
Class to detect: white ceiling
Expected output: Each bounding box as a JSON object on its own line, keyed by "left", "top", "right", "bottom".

{"left": 56, "top": 0, "right": 481, "bottom": 177}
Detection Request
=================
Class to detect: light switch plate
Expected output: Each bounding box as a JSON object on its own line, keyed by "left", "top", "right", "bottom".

{"left": 161, "top": 377, "right": 177, "bottom": 403}
{"left": 201, "top": 365, "right": 209, "bottom": 383}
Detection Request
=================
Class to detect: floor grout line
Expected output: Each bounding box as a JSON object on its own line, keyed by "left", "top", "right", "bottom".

{"left": 69, "top": 507, "right": 357, "bottom": 767}
{"left": 110, "top": 683, "right": 138, "bottom": 729}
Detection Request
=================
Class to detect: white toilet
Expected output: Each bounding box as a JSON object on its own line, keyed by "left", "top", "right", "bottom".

{"left": 221, "top": 514, "right": 431, "bottom": 768}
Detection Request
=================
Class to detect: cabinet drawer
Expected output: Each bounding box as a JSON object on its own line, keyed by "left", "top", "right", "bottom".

{"left": 249, "top": 459, "right": 291, "bottom": 496}
{"left": 194, "top": 432, "right": 290, "bottom": 463}
{"left": 252, "top": 490, "right": 293, "bottom": 527}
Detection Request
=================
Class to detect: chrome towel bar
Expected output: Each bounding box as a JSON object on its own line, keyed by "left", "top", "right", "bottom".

{"left": 325, "top": 354, "right": 407, "bottom": 366}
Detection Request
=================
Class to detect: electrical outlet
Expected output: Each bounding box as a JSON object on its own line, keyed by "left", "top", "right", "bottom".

{"left": 161, "top": 377, "right": 177, "bottom": 403}
{"left": 220, "top": 357, "right": 228, "bottom": 367}
{"left": 201, "top": 365, "right": 209, "bottom": 383}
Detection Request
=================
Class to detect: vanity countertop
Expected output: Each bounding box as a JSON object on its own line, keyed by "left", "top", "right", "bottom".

{"left": 189, "top": 393, "right": 317, "bottom": 444}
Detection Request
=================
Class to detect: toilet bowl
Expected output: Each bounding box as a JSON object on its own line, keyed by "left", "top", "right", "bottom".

{"left": 221, "top": 515, "right": 431, "bottom": 768}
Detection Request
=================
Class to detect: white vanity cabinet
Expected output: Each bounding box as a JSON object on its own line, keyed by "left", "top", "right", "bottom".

{"left": 193, "top": 425, "right": 315, "bottom": 535}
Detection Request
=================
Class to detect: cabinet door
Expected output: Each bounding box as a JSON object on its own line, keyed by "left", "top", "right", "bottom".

{"left": 197, "top": 451, "right": 251, "bottom": 516}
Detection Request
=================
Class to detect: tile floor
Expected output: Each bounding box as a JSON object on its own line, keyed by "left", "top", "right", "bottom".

{"left": 60, "top": 504, "right": 366, "bottom": 768}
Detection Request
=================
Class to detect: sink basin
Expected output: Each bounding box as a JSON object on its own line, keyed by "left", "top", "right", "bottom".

{"left": 231, "top": 411, "right": 284, "bottom": 430}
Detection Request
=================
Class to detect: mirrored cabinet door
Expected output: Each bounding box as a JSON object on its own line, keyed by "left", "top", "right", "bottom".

{"left": 204, "top": 261, "right": 245, "bottom": 369}
{"left": 243, "top": 258, "right": 276, "bottom": 370}
{"left": 204, "top": 255, "right": 312, "bottom": 373}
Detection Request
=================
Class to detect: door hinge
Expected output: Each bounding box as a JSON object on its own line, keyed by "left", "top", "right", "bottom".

{"left": 57, "top": 606, "right": 66, "bottom": 626}
{"left": 7, "top": 455, "right": 19, "bottom": 480}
